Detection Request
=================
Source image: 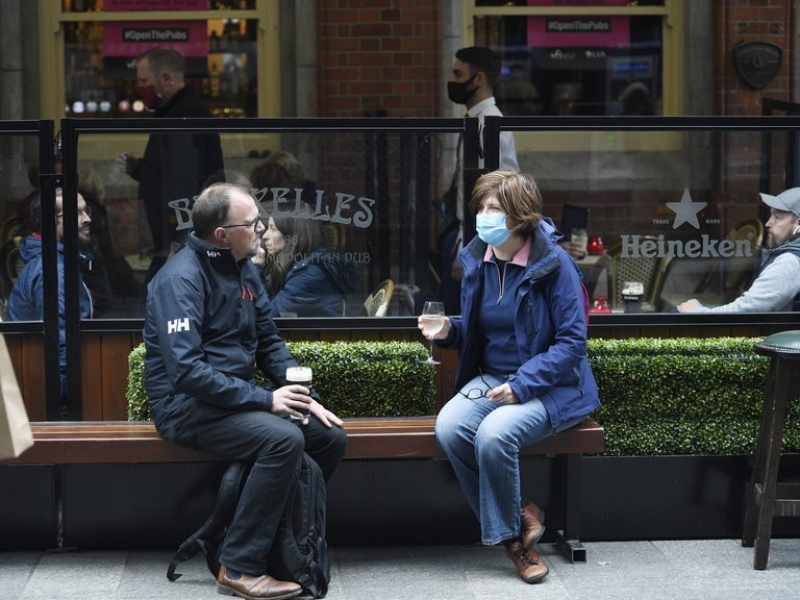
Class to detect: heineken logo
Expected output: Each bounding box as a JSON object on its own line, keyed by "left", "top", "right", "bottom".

{"left": 621, "top": 234, "right": 753, "bottom": 259}
{"left": 622, "top": 188, "right": 756, "bottom": 259}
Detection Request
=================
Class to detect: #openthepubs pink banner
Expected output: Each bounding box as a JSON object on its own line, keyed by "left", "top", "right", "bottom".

{"left": 527, "top": 0, "right": 627, "bottom": 5}
{"left": 103, "top": 0, "right": 208, "bottom": 57}
{"left": 527, "top": 16, "right": 630, "bottom": 48}
{"left": 103, "top": 21, "right": 208, "bottom": 57}
{"left": 105, "top": 0, "right": 206, "bottom": 10}
{"left": 526, "top": 0, "right": 630, "bottom": 48}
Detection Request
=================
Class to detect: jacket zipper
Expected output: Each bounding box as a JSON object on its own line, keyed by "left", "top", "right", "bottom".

{"left": 493, "top": 261, "right": 505, "bottom": 304}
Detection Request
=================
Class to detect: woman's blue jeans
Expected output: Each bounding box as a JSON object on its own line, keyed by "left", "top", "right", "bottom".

{"left": 435, "top": 373, "right": 584, "bottom": 546}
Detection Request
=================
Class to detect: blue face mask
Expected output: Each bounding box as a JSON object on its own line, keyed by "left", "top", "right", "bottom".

{"left": 476, "top": 213, "right": 511, "bottom": 246}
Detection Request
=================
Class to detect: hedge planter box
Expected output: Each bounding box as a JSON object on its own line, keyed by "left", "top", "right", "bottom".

{"left": 127, "top": 341, "right": 436, "bottom": 421}
{"left": 128, "top": 336, "right": 800, "bottom": 457}
{"left": 586, "top": 337, "right": 800, "bottom": 456}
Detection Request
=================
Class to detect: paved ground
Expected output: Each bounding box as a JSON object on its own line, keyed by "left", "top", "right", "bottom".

{"left": 2, "top": 538, "right": 799, "bottom": 600}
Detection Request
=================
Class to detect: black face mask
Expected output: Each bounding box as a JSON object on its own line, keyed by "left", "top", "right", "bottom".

{"left": 447, "top": 73, "right": 479, "bottom": 105}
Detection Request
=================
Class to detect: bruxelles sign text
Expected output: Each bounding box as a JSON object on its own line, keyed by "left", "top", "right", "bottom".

{"left": 169, "top": 186, "right": 376, "bottom": 231}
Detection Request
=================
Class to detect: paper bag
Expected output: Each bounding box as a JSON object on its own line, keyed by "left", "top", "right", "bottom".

{"left": 0, "top": 334, "right": 33, "bottom": 460}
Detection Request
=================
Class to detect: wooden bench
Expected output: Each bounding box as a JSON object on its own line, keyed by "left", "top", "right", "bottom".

{"left": 7, "top": 416, "right": 604, "bottom": 561}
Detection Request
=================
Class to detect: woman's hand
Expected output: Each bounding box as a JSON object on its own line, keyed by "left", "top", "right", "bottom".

{"left": 487, "top": 382, "right": 520, "bottom": 405}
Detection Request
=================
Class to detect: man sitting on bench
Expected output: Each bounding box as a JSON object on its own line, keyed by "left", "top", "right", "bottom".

{"left": 143, "top": 182, "right": 346, "bottom": 600}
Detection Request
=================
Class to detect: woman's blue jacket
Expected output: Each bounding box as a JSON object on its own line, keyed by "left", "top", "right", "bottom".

{"left": 438, "top": 219, "right": 600, "bottom": 429}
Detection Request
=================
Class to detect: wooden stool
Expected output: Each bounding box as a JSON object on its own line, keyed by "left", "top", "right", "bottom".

{"left": 742, "top": 330, "right": 800, "bottom": 570}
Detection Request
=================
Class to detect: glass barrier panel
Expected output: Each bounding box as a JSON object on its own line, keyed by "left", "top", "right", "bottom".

{"left": 527, "top": 127, "right": 793, "bottom": 314}
{"left": 0, "top": 135, "right": 41, "bottom": 314}
{"left": 74, "top": 120, "right": 800, "bottom": 320}
{"left": 0, "top": 132, "right": 48, "bottom": 418}
{"left": 77, "top": 129, "right": 453, "bottom": 319}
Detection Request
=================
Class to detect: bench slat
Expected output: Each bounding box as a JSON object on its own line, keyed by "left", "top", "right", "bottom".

{"left": 3, "top": 417, "right": 603, "bottom": 465}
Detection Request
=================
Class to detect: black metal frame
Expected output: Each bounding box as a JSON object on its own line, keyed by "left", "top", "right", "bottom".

{"left": 0, "top": 120, "right": 60, "bottom": 419}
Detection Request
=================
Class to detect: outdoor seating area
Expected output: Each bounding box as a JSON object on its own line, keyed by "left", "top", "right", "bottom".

{"left": 4, "top": 338, "right": 605, "bottom": 562}
{"left": 4, "top": 334, "right": 800, "bottom": 570}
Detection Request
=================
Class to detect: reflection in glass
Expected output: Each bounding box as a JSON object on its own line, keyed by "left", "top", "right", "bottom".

{"left": 476, "top": 14, "right": 663, "bottom": 117}
{"left": 69, "top": 124, "right": 800, "bottom": 318}
{"left": 62, "top": 17, "right": 258, "bottom": 119}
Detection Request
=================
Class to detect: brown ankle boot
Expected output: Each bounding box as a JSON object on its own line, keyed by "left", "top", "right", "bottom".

{"left": 505, "top": 540, "right": 549, "bottom": 584}
{"left": 521, "top": 502, "right": 546, "bottom": 548}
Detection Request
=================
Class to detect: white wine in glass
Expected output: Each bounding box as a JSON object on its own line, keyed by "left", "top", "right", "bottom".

{"left": 420, "top": 301, "right": 445, "bottom": 365}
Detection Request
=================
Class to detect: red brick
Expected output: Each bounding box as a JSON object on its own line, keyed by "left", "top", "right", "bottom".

{"left": 350, "top": 81, "right": 391, "bottom": 95}
{"left": 326, "top": 38, "right": 359, "bottom": 52}
{"left": 357, "top": 8, "right": 382, "bottom": 22}
{"left": 348, "top": 53, "right": 394, "bottom": 67}
{"left": 391, "top": 23, "right": 414, "bottom": 37}
{"left": 324, "top": 8, "right": 358, "bottom": 23}
{"left": 758, "top": 6, "right": 786, "bottom": 20}
{"left": 352, "top": 23, "right": 392, "bottom": 37}
{"left": 359, "top": 38, "right": 381, "bottom": 52}
{"left": 382, "top": 38, "right": 402, "bottom": 52}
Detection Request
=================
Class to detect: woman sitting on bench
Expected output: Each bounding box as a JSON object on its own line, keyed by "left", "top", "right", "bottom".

{"left": 421, "top": 170, "right": 600, "bottom": 584}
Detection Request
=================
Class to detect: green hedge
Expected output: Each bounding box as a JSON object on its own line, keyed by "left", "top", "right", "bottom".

{"left": 586, "top": 337, "right": 800, "bottom": 456}
{"left": 127, "top": 340, "right": 436, "bottom": 422}
{"left": 127, "top": 336, "right": 800, "bottom": 456}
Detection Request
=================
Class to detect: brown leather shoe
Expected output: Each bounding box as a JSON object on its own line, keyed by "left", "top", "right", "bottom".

{"left": 217, "top": 565, "right": 302, "bottom": 600}
{"left": 505, "top": 540, "right": 549, "bottom": 584}
{"left": 521, "top": 502, "right": 546, "bottom": 549}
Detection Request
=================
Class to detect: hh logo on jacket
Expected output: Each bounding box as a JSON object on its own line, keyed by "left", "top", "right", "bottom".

{"left": 167, "top": 318, "right": 190, "bottom": 334}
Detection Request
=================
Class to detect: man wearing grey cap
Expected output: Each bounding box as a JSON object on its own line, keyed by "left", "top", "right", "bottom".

{"left": 678, "top": 187, "right": 800, "bottom": 313}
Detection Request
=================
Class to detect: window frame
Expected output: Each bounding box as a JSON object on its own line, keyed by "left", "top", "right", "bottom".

{"left": 461, "top": 0, "right": 686, "bottom": 152}
{"left": 36, "top": 0, "right": 279, "bottom": 123}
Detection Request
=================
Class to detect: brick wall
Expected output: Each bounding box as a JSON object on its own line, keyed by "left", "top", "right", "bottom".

{"left": 713, "top": 0, "right": 795, "bottom": 116}
{"left": 315, "top": 1, "right": 444, "bottom": 288}
{"left": 316, "top": 0, "right": 442, "bottom": 118}
{"left": 712, "top": 1, "right": 796, "bottom": 208}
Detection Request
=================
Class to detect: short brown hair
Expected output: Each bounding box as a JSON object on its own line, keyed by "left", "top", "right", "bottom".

{"left": 138, "top": 47, "right": 186, "bottom": 80}
{"left": 470, "top": 170, "right": 543, "bottom": 237}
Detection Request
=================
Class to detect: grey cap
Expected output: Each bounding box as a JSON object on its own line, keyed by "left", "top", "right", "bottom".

{"left": 759, "top": 187, "right": 800, "bottom": 217}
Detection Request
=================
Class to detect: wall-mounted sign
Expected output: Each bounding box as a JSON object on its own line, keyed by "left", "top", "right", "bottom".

{"left": 733, "top": 42, "right": 782, "bottom": 90}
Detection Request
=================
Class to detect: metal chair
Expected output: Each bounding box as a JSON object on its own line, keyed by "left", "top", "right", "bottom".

{"left": 585, "top": 236, "right": 671, "bottom": 310}
{"left": 363, "top": 279, "right": 394, "bottom": 317}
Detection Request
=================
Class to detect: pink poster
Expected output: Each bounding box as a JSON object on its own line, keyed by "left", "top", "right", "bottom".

{"left": 105, "top": 0, "right": 206, "bottom": 10}
{"left": 103, "top": 21, "right": 208, "bottom": 57}
{"left": 527, "top": 16, "right": 630, "bottom": 48}
{"left": 527, "top": 0, "right": 627, "bottom": 5}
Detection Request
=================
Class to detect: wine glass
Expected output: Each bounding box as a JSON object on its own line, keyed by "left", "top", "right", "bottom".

{"left": 419, "top": 301, "right": 445, "bottom": 365}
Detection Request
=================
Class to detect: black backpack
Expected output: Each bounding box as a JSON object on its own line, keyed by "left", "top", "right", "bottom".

{"left": 167, "top": 453, "right": 330, "bottom": 599}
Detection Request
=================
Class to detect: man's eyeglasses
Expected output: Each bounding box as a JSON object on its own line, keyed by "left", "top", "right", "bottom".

{"left": 221, "top": 216, "right": 262, "bottom": 232}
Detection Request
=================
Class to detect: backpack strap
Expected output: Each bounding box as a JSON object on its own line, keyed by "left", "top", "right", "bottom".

{"left": 167, "top": 461, "right": 248, "bottom": 581}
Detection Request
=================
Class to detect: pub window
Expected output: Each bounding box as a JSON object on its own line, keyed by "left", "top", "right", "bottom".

{"left": 38, "top": 0, "right": 279, "bottom": 121}
{"left": 465, "top": 0, "right": 683, "bottom": 151}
